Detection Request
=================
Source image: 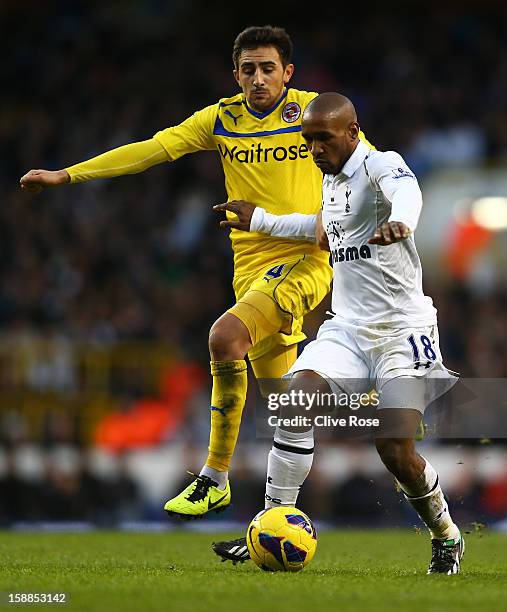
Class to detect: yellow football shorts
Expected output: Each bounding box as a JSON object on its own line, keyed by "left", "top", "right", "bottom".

{"left": 230, "top": 254, "right": 332, "bottom": 362}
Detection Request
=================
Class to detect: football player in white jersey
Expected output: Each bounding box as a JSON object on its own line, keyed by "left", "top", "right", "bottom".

{"left": 213, "top": 93, "right": 464, "bottom": 575}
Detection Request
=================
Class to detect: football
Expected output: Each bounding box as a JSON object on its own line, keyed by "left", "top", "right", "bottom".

{"left": 246, "top": 507, "right": 317, "bottom": 572}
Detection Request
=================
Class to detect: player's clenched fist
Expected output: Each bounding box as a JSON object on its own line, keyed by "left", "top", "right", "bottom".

{"left": 368, "top": 221, "right": 411, "bottom": 246}
{"left": 19, "top": 169, "right": 70, "bottom": 193}
{"left": 213, "top": 200, "right": 256, "bottom": 231}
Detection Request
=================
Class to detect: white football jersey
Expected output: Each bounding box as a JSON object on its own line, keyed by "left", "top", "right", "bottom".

{"left": 322, "top": 140, "right": 436, "bottom": 326}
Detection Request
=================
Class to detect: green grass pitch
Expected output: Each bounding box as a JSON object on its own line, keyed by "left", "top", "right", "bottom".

{"left": 1, "top": 530, "right": 506, "bottom": 611}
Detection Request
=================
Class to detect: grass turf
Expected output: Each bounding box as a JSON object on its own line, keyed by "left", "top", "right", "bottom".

{"left": 0, "top": 529, "right": 505, "bottom": 612}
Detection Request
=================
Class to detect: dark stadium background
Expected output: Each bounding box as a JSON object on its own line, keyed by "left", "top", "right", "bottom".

{"left": 2, "top": 1, "right": 506, "bottom": 529}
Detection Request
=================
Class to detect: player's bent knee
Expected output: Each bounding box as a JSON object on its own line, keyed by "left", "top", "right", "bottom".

{"left": 291, "top": 369, "right": 329, "bottom": 390}
{"left": 209, "top": 313, "right": 252, "bottom": 361}
{"left": 286, "top": 370, "right": 332, "bottom": 413}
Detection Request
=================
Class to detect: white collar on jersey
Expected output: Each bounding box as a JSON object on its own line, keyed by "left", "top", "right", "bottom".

{"left": 339, "top": 140, "right": 371, "bottom": 178}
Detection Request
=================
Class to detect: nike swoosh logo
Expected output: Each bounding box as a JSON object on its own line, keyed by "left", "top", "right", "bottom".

{"left": 208, "top": 493, "right": 228, "bottom": 510}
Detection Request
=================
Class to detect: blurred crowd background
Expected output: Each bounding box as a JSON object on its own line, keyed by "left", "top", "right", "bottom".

{"left": 1, "top": 1, "right": 506, "bottom": 528}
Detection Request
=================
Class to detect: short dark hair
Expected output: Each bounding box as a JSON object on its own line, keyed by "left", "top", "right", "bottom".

{"left": 233, "top": 26, "right": 293, "bottom": 68}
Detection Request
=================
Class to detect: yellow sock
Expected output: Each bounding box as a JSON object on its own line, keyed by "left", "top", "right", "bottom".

{"left": 206, "top": 359, "right": 248, "bottom": 472}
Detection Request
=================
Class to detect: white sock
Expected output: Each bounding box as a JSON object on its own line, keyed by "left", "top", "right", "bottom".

{"left": 199, "top": 465, "right": 228, "bottom": 490}
{"left": 265, "top": 427, "right": 314, "bottom": 508}
{"left": 398, "top": 457, "right": 460, "bottom": 541}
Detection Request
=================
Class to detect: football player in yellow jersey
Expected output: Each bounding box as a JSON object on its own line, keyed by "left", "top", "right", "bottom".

{"left": 20, "top": 25, "right": 370, "bottom": 518}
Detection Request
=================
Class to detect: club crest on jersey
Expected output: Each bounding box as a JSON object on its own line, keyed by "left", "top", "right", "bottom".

{"left": 326, "top": 220, "right": 345, "bottom": 246}
{"left": 282, "top": 102, "right": 301, "bottom": 123}
{"left": 345, "top": 187, "right": 352, "bottom": 213}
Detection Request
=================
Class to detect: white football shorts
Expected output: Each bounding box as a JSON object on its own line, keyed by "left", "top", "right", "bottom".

{"left": 286, "top": 317, "right": 458, "bottom": 412}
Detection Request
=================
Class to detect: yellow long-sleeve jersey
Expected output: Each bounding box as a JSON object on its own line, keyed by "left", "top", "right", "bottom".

{"left": 154, "top": 88, "right": 329, "bottom": 282}
{"left": 67, "top": 88, "right": 372, "bottom": 292}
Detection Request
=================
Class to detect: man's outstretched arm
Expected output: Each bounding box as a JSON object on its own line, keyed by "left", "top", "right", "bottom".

{"left": 20, "top": 104, "right": 217, "bottom": 193}
{"left": 20, "top": 139, "right": 169, "bottom": 193}
{"left": 214, "top": 200, "right": 319, "bottom": 243}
